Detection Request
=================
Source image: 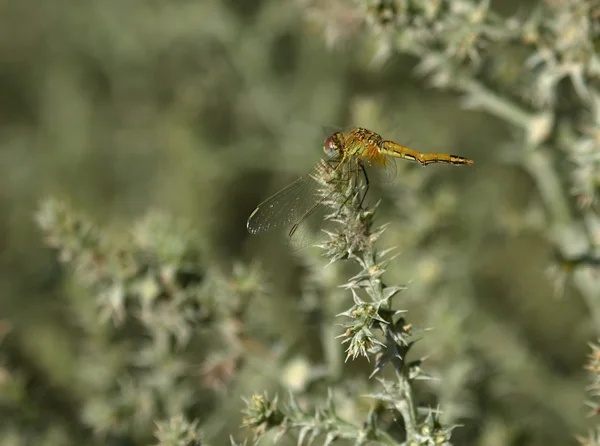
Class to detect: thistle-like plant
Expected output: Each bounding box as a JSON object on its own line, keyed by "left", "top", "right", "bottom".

{"left": 577, "top": 340, "right": 600, "bottom": 446}
{"left": 241, "top": 160, "right": 458, "bottom": 445}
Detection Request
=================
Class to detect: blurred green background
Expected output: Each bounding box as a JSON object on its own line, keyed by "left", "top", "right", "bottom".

{"left": 0, "top": 0, "right": 596, "bottom": 445}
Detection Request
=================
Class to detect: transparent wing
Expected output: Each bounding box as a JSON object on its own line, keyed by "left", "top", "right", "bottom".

{"left": 247, "top": 160, "right": 337, "bottom": 242}
{"left": 287, "top": 160, "right": 355, "bottom": 251}
{"left": 364, "top": 156, "right": 397, "bottom": 185}
{"left": 247, "top": 172, "right": 320, "bottom": 235}
{"left": 286, "top": 194, "right": 332, "bottom": 251}
{"left": 247, "top": 160, "right": 348, "bottom": 250}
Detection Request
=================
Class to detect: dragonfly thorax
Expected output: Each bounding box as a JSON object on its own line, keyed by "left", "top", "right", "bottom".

{"left": 323, "top": 132, "right": 345, "bottom": 159}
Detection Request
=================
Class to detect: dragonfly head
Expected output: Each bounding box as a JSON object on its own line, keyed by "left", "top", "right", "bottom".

{"left": 323, "top": 132, "right": 344, "bottom": 159}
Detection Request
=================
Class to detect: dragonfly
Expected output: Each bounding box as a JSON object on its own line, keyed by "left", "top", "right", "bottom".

{"left": 247, "top": 127, "right": 474, "bottom": 249}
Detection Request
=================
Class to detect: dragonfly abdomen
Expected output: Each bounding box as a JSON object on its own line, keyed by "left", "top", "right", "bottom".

{"left": 381, "top": 140, "right": 474, "bottom": 166}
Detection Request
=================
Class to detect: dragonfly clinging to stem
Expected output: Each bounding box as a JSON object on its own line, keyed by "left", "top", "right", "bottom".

{"left": 247, "top": 127, "right": 473, "bottom": 249}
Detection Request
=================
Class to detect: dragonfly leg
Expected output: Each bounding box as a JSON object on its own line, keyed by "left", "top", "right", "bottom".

{"left": 358, "top": 162, "right": 369, "bottom": 208}
{"left": 333, "top": 154, "right": 347, "bottom": 173}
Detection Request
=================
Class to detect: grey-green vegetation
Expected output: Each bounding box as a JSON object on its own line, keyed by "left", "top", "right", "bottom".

{"left": 0, "top": 0, "right": 599, "bottom": 445}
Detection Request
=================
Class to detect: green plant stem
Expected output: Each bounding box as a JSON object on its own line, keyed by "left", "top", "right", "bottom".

{"left": 395, "top": 369, "right": 418, "bottom": 441}
{"left": 361, "top": 243, "right": 418, "bottom": 441}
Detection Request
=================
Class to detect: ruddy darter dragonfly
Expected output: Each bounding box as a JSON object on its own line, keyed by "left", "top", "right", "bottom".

{"left": 247, "top": 127, "right": 473, "bottom": 249}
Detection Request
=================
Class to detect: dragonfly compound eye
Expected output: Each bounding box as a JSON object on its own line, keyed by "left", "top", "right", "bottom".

{"left": 323, "top": 135, "right": 340, "bottom": 158}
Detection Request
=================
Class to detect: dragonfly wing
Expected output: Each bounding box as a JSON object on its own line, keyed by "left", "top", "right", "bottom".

{"left": 247, "top": 170, "right": 322, "bottom": 235}
{"left": 288, "top": 161, "right": 354, "bottom": 251}
{"left": 364, "top": 156, "right": 397, "bottom": 185}
{"left": 247, "top": 160, "right": 348, "bottom": 250}
{"left": 286, "top": 195, "right": 331, "bottom": 251}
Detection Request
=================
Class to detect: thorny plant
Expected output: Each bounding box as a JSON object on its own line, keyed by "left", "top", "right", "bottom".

{"left": 577, "top": 341, "right": 600, "bottom": 446}
{"left": 153, "top": 415, "right": 205, "bottom": 446}
{"left": 240, "top": 161, "right": 458, "bottom": 445}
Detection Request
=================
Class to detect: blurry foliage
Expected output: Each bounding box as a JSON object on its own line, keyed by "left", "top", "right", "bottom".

{"left": 33, "top": 197, "right": 271, "bottom": 443}
{"left": 0, "top": 0, "right": 598, "bottom": 445}
{"left": 153, "top": 415, "right": 205, "bottom": 446}
{"left": 577, "top": 340, "right": 600, "bottom": 446}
